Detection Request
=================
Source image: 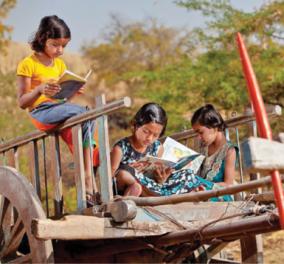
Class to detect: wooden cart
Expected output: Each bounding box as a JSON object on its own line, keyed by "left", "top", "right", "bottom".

{"left": 0, "top": 95, "right": 282, "bottom": 263}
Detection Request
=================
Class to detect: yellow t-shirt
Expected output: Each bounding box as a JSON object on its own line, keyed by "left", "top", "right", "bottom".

{"left": 17, "top": 54, "right": 67, "bottom": 111}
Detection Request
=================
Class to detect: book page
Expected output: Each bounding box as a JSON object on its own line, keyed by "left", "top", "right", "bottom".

{"left": 162, "top": 137, "right": 205, "bottom": 174}
{"left": 138, "top": 156, "right": 176, "bottom": 170}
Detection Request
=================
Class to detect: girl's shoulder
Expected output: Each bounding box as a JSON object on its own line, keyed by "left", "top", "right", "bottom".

{"left": 17, "top": 54, "right": 37, "bottom": 76}
{"left": 17, "top": 54, "right": 36, "bottom": 66}
{"left": 113, "top": 137, "right": 129, "bottom": 149}
{"left": 225, "top": 141, "right": 238, "bottom": 153}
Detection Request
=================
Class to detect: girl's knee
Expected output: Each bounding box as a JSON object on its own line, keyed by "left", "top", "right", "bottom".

{"left": 116, "top": 170, "right": 136, "bottom": 185}
{"left": 124, "top": 182, "right": 142, "bottom": 197}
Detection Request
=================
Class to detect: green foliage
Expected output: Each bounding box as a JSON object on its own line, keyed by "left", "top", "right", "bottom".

{"left": 82, "top": 16, "right": 194, "bottom": 87}
{"left": 80, "top": 1, "right": 284, "bottom": 133}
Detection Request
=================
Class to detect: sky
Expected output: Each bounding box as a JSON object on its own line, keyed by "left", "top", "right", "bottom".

{"left": 6, "top": 0, "right": 267, "bottom": 53}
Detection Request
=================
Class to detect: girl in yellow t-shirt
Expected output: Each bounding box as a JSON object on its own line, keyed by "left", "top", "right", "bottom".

{"left": 17, "top": 15, "right": 97, "bottom": 207}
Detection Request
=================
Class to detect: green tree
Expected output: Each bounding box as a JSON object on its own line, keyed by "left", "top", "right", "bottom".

{"left": 82, "top": 16, "right": 194, "bottom": 88}
{"left": 131, "top": 0, "right": 284, "bottom": 132}
{"left": 81, "top": 1, "right": 284, "bottom": 133}
{"left": 175, "top": 0, "right": 284, "bottom": 108}
{"left": 0, "top": 0, "right": 16, "bottom": 53}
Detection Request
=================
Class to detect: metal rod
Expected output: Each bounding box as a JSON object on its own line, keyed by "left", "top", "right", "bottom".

{"left": 236, "top": 32, "right": 284, "bottom": 229}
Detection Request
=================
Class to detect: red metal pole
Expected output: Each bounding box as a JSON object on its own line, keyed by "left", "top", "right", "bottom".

{"left": 236, "top": 32, "right": 284, "bottom": 229}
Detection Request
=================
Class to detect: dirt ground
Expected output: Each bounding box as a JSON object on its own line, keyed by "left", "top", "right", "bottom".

{"left": 223, "top": 231, "right": 284, "bottom": 263}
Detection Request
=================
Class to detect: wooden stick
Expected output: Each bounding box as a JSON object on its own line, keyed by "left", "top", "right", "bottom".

{"left": 122, "top": 175, "right": 284, "bottom": 206}
{"left": 149, "top": 213, "right": 279, "bottom": 247}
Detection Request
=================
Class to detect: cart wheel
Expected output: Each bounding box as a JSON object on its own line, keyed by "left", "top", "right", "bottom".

{"left": 0, "top": 166, "right": 53, "bottom": 263}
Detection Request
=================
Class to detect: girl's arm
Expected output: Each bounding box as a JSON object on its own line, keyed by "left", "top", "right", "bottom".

{"left": 110, "top": 145, "right": 123, "bottom": 177}
{"left": 219, "top": 147, "right": 237, "bottom": 187}
{"left": 17, "top": 76, "right": 60, "bottom": 109}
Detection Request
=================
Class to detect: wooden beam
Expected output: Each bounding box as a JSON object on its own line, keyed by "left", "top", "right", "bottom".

{"left": 32, "top": 201, "right": 267, "bottom": 241}
{"left": 242, "top": 137, "right": 284, "bottom": 173}
{"left": 31, "top": 215, "right": 174, "bottom": 240}
{"left": 48, "top": 135, "right": 63, "bottom": 218}
{"left": 72, "top": 125, "right": 86, "bottom": 210}
{"left": 96, "top": 95, "right": 113, "bottom": 203}
{"left": 122, "top": 175, "right": 284, "bottom": 206}
{"left": 28, "top": 141, "right": 41, "bottom": 199}
{"left": 148, "top": 213, "right": 280, "bottom": 247}
{"left": 241, "top": 235, "right": 263, "bottom": 263}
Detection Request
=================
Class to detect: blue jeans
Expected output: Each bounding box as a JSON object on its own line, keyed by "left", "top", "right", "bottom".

{"left": 30, "top": 102, "right": 95, "bottom": 146}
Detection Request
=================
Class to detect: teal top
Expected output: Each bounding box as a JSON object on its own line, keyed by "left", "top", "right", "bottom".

{"left": 199, "top": 141, "right": 238, "bottom": 183}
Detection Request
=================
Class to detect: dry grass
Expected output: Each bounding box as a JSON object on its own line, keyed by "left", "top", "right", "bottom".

{"left": 217, "top": 231, "right": 284, "bottom": 263}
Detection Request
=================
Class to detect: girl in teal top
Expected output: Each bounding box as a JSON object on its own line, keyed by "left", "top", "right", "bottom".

{"left": 191, "top": 104, "right": 238, "bottom": 201}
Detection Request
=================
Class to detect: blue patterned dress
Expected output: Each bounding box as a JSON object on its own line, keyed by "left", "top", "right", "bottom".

{"left": 114, "top": 137, "right": 203, "bottom": 196}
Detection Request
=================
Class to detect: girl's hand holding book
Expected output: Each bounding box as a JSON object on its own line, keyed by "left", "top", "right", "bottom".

{"left": 154, "top": 165, "right": 173, "bottom": 184}
{"left": 39, "top": 82, "right": 61, "bottom": 97}
{"left": 129, "top": 161, "right": 150, "bottom": 173}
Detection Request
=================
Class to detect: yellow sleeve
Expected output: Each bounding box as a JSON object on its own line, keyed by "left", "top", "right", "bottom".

{"left": 17, "top": 57, "right": 34, "bottom": 77}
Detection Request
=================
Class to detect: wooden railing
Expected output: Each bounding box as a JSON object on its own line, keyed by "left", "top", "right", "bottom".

{"left": 0, "top": 95, "right": 131, "bottom": 218}
{"left": 0, "top": 99, "right": 281, "bottom": 218}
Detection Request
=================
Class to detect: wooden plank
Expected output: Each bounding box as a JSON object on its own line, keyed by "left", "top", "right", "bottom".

{"left": 41, "top": 138, "right": 50, "bottom": 218}
{"left": 241, "top": 235, "right": 263, "bottom": 263}
{"left": 72, "top": 125, "right": 86, "bottom": 210}
{"left": 242, "top": 137, "right": 284, "bottom": 172}
{"left": 48, "top": 135, "right": 63, "bottom": 217}
{"left": 28, "top": 141, "right": 41, "bottom": 200}
{"left": 31, "top": 215, "right": 175, "bottom": 240}
{"left": 5, "top": 148, "right": 16, "bottom": 167}
{"left": 96, "top": 95, "right": 113, "bottom": 203}
{"left": 31, "top": 210, "right": 280, "bottom": 242}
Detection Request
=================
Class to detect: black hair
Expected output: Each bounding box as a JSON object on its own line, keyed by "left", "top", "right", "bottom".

{"left": 132, "top": 103, "right": 168, "bottom": 136}
{"left": 191, "top": 104, "right": 227, "bottom": 131}
{"left": 30, "top": 15, "right": 71, "bottom": 52}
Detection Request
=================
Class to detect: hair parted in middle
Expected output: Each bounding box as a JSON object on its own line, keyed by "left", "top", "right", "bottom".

{"left": 30, "top": 15, "right": 71, "bottom": 52}
{"left": 132, "top": 102, "right": 168, "bottom": 136}
{"left": 191, "top": 104, "right": 227, "bottom": 131}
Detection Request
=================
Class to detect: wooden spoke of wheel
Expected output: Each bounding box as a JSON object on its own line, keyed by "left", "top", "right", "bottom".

{"left": 0, "top": 166, "right": 53, "bottom": 263}
{"left": 0, "top": 195, "right": 26, "bottom": 260}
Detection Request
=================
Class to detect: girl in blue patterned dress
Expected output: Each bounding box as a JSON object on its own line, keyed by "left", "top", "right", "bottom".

{"left": 111, "top": 103, "right": 203, "bottom": 196}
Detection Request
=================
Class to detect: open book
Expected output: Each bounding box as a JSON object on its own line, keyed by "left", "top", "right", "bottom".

{"left": 138, "top": 137, "right": 205, "bottom": 176}
{"left": 51, "top": 69, "right": 92, "bottom": 100}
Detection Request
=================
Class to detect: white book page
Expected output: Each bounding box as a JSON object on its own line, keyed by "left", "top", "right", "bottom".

{"left": 162, "top": 137, "right": 198, "bottom": 162}
{"left": 162, "top": 137, "right": 204, "bottom": 174}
